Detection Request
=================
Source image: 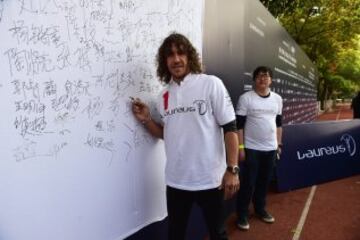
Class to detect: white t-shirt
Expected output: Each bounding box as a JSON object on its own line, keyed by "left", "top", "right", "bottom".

{"left": 236, "top": 90, "right": 283, "bottom": 151}
{"left": 157, "top": 73, "right": 235, "bottom": 191}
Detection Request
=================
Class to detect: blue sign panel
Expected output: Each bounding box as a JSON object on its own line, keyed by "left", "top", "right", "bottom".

{"left": 276, "top": 120, "right": 360, "bottom": 192}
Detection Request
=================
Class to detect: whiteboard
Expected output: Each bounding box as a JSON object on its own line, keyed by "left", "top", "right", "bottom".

{"left": 0, "top": 1, "right": 203, "bottom": 240}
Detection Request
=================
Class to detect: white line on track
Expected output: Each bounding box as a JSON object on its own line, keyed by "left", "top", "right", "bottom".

{"left": 292, "top": 186, "right": 317, "bottom": 240}
{"left": 336, "top": 108, "right": 342, "bottom": 120}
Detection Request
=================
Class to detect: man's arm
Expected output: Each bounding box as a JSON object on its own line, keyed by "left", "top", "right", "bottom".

{"left": 219, "top": 120, "right": 240, "bottom": 200}
{"left": 132, "top": 98, "right": 164, "bottom": 139}
{"left": 237, "top": 115, "right": 246, "bottom": 161}
{"left": 276, "top": 114, "right": 283, "bottom": 155}
{"left": 276, "top": 127, "right": 283, "bottom": 146}
{"left": 209, "top": 78, "right": 240, "bottom": 198}
{"left": 224, "top": 130, "right": 239, "bottom": 169}
{"left": 237, "top": 129, "right": 245, "bottom": 160}
{"left": 143, "top": 118, "right": 164, "bottom": 139}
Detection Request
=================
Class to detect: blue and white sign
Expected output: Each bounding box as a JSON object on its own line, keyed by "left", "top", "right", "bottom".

{"left": 276, "top": 120, "right": 360, "bottom": 192}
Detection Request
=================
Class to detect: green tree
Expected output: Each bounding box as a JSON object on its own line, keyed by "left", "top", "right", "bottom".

{"left": 260, "top": 0, "right": 360, "bottom": 103}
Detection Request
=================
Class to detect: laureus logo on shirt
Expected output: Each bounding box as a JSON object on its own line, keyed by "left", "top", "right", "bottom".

{"left": 193, "top": 100, "right": 208, "bottom": 115}
{"left": 163, "top": 99, "right": 208, "bottom": 117}
{"left": 296, "top": 133, "right": 357, "bottom": 160}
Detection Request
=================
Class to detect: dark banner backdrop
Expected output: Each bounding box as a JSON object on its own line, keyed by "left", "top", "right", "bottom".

{"left": 203, "top": 0, "right": 245, "bottom": 106}
{"left": 203, "top": 0, "right": 318, "bottom": 125}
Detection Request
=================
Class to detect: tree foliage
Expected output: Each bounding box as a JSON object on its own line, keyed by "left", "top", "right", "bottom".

{"left": 260, "top": 0, "right": 360, "bottom": 100}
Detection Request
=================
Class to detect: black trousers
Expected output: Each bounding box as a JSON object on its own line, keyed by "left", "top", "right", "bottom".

{"left": 236, "top": 148, "right": 276, "bottom": 218}
{"left": 166, "top": 186, "right": 228, "bottom": 240}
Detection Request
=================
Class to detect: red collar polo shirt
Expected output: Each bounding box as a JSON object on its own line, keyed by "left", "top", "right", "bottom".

{"left": 157, "top": 73, "right": 235, "bottom": 191}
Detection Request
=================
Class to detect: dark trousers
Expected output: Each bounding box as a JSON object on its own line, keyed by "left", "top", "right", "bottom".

{"left": 166, "top": 186, "right": 228, "bottom": 240}
{"left": 236, "top": 148, "right": 276, "bottom": 218}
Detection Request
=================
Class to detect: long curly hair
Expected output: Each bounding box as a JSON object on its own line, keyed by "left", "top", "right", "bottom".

{"left": 156, "top": 33, "right": 202, "bottom": 84}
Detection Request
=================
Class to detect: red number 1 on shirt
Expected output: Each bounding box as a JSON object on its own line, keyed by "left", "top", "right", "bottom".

{"left": 163, "top": 91, "right": 169, "bottom": 110}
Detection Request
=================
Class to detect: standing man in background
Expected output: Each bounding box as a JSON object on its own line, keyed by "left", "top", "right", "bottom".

{"left": 235, "top": 66, "right": 283, "bottom": 231}
{"left": 131, "top": 33, "right": 239, "bottom": 240}
{"left": 351, "top": 91, "right": 360, "bottom": 119}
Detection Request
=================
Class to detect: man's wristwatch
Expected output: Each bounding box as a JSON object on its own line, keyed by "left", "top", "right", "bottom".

{"left": 226, "top": 165, "right": 240, "bottom": 175}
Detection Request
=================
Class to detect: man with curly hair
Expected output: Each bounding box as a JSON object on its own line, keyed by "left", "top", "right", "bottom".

{"left": 131, "top": 33, "right": 239, "bottom": 240}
